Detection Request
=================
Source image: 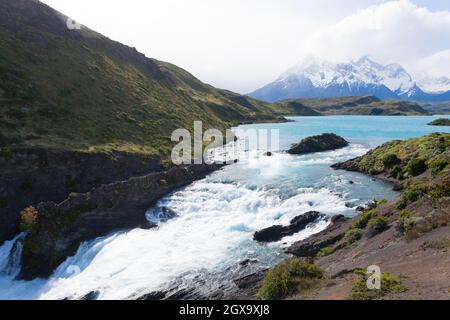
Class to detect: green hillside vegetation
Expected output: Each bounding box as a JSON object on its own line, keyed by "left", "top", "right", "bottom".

{"left": 336, "top": 133, "right": 449, "bottom": 238}
{"left": 0, "top": 0, "right": 282, "bottom": 158}
{"left": 290, "top": 96, "right": 429, "bottom": 115}
{"left": 0, "top": 1, "right": 435, "bottom": 163}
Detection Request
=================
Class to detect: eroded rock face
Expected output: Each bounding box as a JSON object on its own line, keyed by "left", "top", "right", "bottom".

{"left": 0, "top": 148, "right": 163, "bottom": 245}
{"left": 18, "top": 163, "right": 222, "bottom": 280}
{"left": 253, "top": 211, "right": 324, "bottom": 243}
{"left": 286, "top": 215, "right": 351, "bottom": 257}
{"left": 288, "top": 133, "right": 349, "bottom": 155}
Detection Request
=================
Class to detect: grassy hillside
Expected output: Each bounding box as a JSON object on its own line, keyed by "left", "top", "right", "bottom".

{"left": 334, "top": 132, "right": 449, "bottom": 221}
{"left": 0, "top": 0, "right": 281, "bottom": 158}
{"left": 281, "top": 95, "right": 429, "bottom": 116}
{"left": 422, "top": 102, "right": 450, "bottom": 115}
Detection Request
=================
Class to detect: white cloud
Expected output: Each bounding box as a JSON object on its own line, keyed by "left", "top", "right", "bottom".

{"left": 307, "top": 0, "right": 450, "bottom": 80}
{"left": 414, "top": 50, "right": 450, "bottom": 78}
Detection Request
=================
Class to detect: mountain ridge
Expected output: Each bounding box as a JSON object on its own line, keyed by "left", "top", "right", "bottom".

{"left": 0, "top": 0, "right": 283, "bottom": 157}
{"left": 249, "top": 56, "right": 450, "bottom": 103}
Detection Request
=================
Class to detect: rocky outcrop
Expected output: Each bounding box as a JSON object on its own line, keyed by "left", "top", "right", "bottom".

{"left": 253, "top": 211, "right": 324, "bottom": 243}
{"left": 288, "top": 134, "right": 349, "bottom": 155}
{"left": 18, "top": 163, "right": 222, "bottom": 280}
{"left": 286, "top": 215, "right": 351, "bottom": 257}
{"left": 428, "top": 118, "right": 450, "bottom": 126}
{"left": 0, "top": 148, "right": 163, "bottom": 245}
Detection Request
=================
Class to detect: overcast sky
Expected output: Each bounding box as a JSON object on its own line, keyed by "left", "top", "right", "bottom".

{"left": 40, "top": 0, "right": 450, "bottom": 93}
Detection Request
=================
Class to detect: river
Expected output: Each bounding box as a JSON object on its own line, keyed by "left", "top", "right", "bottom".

{"left": 0, "top": 115, "right": 449, "bottom": 300}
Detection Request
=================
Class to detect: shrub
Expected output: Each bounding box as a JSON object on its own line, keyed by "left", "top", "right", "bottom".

{"left": 429, "top": 158, "right": 448, "bottom": 176}
{"left": 428, "top": 179, "right": 450, "bottom": 201}
{"left": 344, "top": 228, "right": 363, "bottom": 244}
{"left": 390, "top": 166, "right": 404, "bottom": 180}
{"left": 316, "top": 246, "right": 335, "bottom": 257}
{"left": 352, "top": 209, "right": 378, "bottom": 229}
{"left": 20, "top": 206, "right": 39, "bottom": 233}
{"left": 406, "top": 158, "right": 427, "bottom": 177}
{"left": 367, "top": 216, "right": 389, "bottom": 233}
{"left": 382, "top": 154, "right": 401, "bottom": 169}
{"left": 257, "top": 258, "right": 324, "bottom": 300}
{"left": 398, "top": 181, "right": 428, "bottom": 209}
{"left": 349, "top": 272, "right": 407, "bottom": 300}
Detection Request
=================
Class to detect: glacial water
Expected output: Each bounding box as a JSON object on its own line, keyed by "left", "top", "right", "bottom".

{"left": 0, "top": 115, "right": 449, "bottom": 300}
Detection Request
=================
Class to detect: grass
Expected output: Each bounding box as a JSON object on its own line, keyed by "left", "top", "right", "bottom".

{"left": 349, "top": 271, "right": 407, "bottom": 300}
{"left": 0, "top": 19, "right": 282, "bottom": 159}
{"left": 257, "top": 258, "right": 324, "bottom": 300}
{"left": 316, "top": 246, "right": 335, "bottom": 257}
{"left": 351, "top": 209, "right": 379, "bottom": 229}
{"left": 341, "top": 133, "right": 450, "bottom": 176}
{"left": 344, "top": 228, "right": 363, "bottom": 244}
{"left": 367, "top": 216, "right": 389, "bottom": 233}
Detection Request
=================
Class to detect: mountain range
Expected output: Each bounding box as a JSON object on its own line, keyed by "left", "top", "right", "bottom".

{"left": 249, "top": 56, "right": 450, "bottom": 103}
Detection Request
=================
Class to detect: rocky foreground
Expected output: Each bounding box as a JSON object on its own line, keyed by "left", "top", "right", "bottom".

{"left": 234, "top": 133, "right": 449, "bottom": 300}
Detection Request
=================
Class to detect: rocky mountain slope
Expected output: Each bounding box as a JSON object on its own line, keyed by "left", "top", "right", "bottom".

{"left": 250, "top": 56, "right": 450, "bottom": 103}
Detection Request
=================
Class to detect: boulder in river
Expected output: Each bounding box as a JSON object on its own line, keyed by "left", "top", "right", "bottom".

{"left": 287, "top": 133, "right": 349, "bottom": 155}
{"left": 253, "top": 211, "right": 324, "bottom": 243}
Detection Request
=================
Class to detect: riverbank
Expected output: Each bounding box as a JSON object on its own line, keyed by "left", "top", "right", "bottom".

{"left": 236, "top": 132, "right": 449, "bottom": 300}
{"left": 18, "top": 162, "right": 224, "bottom": 280}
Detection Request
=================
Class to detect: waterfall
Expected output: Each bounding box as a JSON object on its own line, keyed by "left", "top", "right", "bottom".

{"left": 0, "top": 233, "right": 26, "bottom": 279}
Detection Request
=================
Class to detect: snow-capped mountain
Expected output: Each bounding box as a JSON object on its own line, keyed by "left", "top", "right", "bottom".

{"left": 249, "top": 56, "right": 450, "bottom": 102}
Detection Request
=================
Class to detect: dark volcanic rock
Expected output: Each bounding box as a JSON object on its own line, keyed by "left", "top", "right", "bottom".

{"left": 234, "top": 269, "right": 267, "bottom": 290}
{"left": 253, "top": 211, "right": 324, "bottom": 243}
{"left": 137, "top": 291, "right": 167, "bottom": 301}
{"left": 287, "top": 133, "right": 349, "bottom": 155}
{"left": 286, "top": 214, "right": 351, "bottom": 257}
{"left": 80, "top": 291, "right": 100, "bottom": 300}
{"left": 18, "top": 163, "right": 223, "bottom": 280}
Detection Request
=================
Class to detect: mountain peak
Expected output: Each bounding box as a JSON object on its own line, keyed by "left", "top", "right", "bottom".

{"left": 250, "top": 55, "right": 449, "bottom": 103}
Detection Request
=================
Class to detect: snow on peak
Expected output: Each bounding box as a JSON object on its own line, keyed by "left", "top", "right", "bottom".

{"left": 279, "top": 55, "right": 416, "bottom": 95}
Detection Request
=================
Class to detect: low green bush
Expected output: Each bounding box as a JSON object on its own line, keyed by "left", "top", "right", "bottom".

{"left": 367, "top": 216, "right": 389, "bottom": 233}
{"left": 352, "top": 209, "right": 378, "bottom": 229}
{"left": 349, "top": 272, "right": 407, "bottom": 300}
{"left": 316, "top": 246, "right": 335, "bottom": 257}
{"left": 406, "top": 158, "right": 427, "bottom": 177}
{"left": 344, "top": 228, "right": 363, "bottom": 244}
{"left": 429, "top": 158, "right": 448, "bottom": 176}
{"left": 257, "top": 258, "right": 324, "bottom": 300}
{"left": 382, "top": 154, "right": 401, "bottom": 169}
{"left": 398, "top": 181, "right": 428, "bottom": 209}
